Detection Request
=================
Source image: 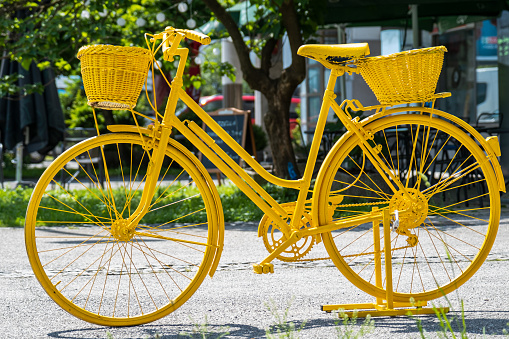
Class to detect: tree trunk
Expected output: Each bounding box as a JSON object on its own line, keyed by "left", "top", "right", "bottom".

{"left": 201, "top": 0, "right": 306, "bottom": 179}
{"left": 263, "top": 87, "right": 299, "bottom": 179}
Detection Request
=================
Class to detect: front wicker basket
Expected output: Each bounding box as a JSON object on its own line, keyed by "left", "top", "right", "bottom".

{"left": 77, "top": 45, "right": 152, "bottom": 110}
{"left": 358, "top": 46, "right": 447, "bottom": 105}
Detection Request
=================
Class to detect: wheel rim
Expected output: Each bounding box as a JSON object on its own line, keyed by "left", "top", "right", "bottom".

{"left": 316, "top": 115, "right": 500, "bottom": 301}
{"left": 25, "top": 134, "right": 218, "bottom": 325}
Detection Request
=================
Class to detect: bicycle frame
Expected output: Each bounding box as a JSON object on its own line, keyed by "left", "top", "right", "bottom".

{"left": 122, "top": 30, "right": 505, "bottom": 269}
{"left": 122, "top": 42, "right": 397, "bottom": 257}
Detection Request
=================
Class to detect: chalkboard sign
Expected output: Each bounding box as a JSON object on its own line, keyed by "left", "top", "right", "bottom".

{"left": 199, "top": 108, "right": 256, "bottom": 176}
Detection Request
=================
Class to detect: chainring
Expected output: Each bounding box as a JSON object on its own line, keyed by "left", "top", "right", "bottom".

{"left": 258, "top": 202, "right": 316, "bottom": 262}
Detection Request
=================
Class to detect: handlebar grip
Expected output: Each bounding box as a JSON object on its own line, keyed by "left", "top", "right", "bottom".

{"left": 159, "top": 27, "right": 211, "bottom": 61}
{"left": 160, "top": 27, "right": 211, "bottom": 45}
{"left": 184, "top": 29, "right": 211, "bottom": 45}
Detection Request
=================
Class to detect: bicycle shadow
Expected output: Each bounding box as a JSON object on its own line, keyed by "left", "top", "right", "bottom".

{"left": 45, "top": 311, "right": 509, "bottom": 338}
{"left": 46, "top": 322, "right": 265, "bottom": 338}
{"left": 355, "top": 310, "right": 509, "bottom": 337}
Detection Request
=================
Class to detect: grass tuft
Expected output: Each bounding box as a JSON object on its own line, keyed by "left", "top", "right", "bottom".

{"left": 265, "top": 298, "right": 306, "bottom": 339}
{"left": 334, "top": 310, "right": 375, "bottom": 339}
{"left": 179, "top": 315, "right": 229, "bottom": 338}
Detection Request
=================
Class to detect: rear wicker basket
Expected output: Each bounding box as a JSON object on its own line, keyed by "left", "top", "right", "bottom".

{"left": 77, "top": 45, "right": 152, "bottom": 110}
{"left": 358, "top": 46, "right": 447, "bottom": 105}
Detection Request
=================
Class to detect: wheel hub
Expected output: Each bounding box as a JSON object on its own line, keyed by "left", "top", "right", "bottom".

{"left": 111, "top": 218, "right": 135, "bottom": 242}
{"left": 389, "top": 188, "right": 428, "bottom": 229}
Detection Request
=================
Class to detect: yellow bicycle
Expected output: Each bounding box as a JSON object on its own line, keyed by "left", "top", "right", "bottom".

{"left": 25, "top": 27, "right": 505, "bottom": 326}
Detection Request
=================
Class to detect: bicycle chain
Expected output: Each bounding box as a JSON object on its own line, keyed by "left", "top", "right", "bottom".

{"left": 292, "top": 256, "right": 330, "bottom": 262}
{"left": 270, "top": 201, "right": 393, "bottom": 262}
{"left": 335, "top": 201, "right": 389, "bottom": 208}
{"left": 289, "top": 201, "right": 396, "bottom": 263}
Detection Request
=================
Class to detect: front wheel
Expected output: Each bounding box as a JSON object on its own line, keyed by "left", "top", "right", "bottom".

{"left": 315, "top": 114, "right": 500, "bottom": 302}
{"left": 25, "top": 133, "right": 222, "bottom": 326}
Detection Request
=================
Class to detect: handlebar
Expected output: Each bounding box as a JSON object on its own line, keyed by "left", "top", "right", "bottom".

{"left": 150, "top": 26, "right": 210, "bottom": 62}
{"left": 151, "top": 26, "right": 211, "bottom": 45}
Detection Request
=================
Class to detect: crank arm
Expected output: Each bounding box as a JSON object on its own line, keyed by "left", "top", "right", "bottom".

{"left": 253, "top": 231, "right": 302, "bottom": 274}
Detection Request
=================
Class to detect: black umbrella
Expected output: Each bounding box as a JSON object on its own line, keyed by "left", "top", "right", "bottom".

{"left": 0, "top": 59, "right": 65, "bottom": 154}
{"left": 0, "top": 55, "right": 66, "bottom": 186}
{"left": 0, "top": 4, "right": 66, "bottom": 187}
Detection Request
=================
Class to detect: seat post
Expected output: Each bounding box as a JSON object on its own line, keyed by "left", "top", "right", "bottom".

{"left": 291, "top": 69, "right": 340, "bottom": 231}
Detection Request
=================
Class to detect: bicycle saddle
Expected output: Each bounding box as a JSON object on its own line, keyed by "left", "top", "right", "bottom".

{"left": 297, "top": 43, "right": 370, "bottom": 69}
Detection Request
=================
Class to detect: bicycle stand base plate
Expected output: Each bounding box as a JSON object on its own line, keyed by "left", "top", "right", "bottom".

{"left": 321, "top": 302, "right": 449, "bottom": 318}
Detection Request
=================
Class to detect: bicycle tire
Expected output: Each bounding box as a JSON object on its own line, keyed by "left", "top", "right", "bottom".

{"left": 314, "top": 114, "right": 500, "bottom": 302}
{"left": 25, "top": 133, "right": 221, "bottom": 326}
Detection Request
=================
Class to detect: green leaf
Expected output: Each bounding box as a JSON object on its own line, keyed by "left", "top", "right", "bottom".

{"left": 192, "top": 80, "right": 202, "bottom": 90}
{"left": 55, "top": 59, "right": 72, "bottom": 72}
{"left": 36, "top": 61, "right": 51, "bottom": 70}
{"left": 21, "top": 58, "right": 32, "bottom": 70}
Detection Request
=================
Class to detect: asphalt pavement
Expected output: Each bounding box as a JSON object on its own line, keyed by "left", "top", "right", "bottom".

{"left": 2, "top": 210, "right": 509, "bottom": 338}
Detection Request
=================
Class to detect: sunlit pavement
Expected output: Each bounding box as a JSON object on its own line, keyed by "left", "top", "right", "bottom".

{"left": 2, "top": 208, "right": 509, "bottom": 338}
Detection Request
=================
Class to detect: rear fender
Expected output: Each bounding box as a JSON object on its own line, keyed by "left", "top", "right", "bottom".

{"left": 362, "top": 107, "right": 506, "bottom": 193}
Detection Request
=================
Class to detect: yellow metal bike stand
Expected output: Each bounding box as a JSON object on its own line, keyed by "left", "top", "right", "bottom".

{"left": 321, "top": 208, "right": 449, "bottom": 318}
{"left": 321, "top": 302, "right": 449, "bottom": 318}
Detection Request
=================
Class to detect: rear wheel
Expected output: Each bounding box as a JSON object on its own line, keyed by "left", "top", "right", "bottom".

{"left": 315, "top": 114, "right": 500, "bottom": 302}
{"left": 25, "top": 133, "right": 221, "bottom": 326}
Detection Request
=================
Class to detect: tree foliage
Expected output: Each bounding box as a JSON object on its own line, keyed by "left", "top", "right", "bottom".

{"left": 0, "top": 0, "right": 230, "bottom": 134}
{"left": 0, "top": 0, "right": 212, "bottom": 96}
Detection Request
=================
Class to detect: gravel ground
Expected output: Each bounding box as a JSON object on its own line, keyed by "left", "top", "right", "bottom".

{"left": 2, "top": 209, "right": 509, "bottom": 338}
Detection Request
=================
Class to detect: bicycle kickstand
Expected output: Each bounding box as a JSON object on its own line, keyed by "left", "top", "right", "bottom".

{"left": 321, "top": 208, "right": 450, "bottom": 318}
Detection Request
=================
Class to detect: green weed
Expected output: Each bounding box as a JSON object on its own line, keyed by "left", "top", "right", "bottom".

{"left": 410, "top": 296, "right": 509, "bottom": 338}
{"left": 265, "top": 298, "right": 306, "bottom": 339}
{"left": 179, "top": 315, "right": 229, "bottom": 338}
{"left": 334, "top": 310, "right": 375, "bottom": 339}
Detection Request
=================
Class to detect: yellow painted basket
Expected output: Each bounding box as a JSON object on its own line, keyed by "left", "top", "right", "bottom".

{"left": 358, "top": 46, "right": 447, "bottom": 105}
{"left": 77, "top": 45, "right": 152, "bottom": 110}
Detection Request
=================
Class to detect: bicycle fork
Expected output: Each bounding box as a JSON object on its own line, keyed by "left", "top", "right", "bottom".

{"left": 121, "top": 52, "right": 188, "bottom": 231}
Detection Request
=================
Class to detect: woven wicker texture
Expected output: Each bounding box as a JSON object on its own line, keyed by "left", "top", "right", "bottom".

{"left": 358, "top": 46, "right": 447, "bottom": 105}
{"left": 77, "top": 45, "right": 152, "bottom": 110}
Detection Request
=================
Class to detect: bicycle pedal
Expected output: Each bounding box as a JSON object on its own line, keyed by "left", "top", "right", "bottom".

{"left": 253, "top": 263, "right": 274, "bottom": 274}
